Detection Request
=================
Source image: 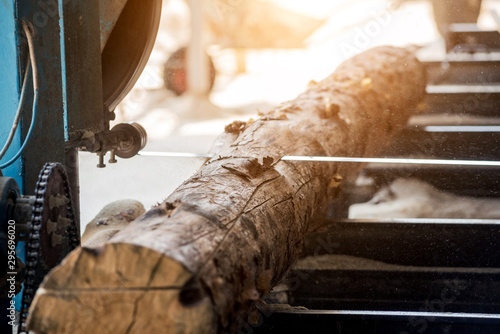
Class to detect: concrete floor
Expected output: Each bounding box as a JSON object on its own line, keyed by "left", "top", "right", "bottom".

{"left": 78, "top": 0, "right": 500, "bottom": 229}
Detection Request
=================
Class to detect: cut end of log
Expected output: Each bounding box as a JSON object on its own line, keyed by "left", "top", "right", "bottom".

{"left": 28, "top": 243, "right": 216, "bottom": 334}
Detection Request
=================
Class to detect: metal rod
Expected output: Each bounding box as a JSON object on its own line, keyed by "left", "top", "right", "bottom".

{"left": 424, "top": 125, "right": 500, "bottom": 132}
{"left": 335, "top": 218, "right": 500, "bottom": 225}
{"left": 108, "top": 150, "right": 117, "bottom": 163}
{"left": 268, "top": 309, "right": 500, "bottom": 320}
{"left": 138, "top": 151, "right": 500, "bottom": 167}
{"left": 426, "top": 84, "right": 500, "bottom": 93}
{"left": 139, "top": 151, "right": 213, "bottom": 159}
{"left": 97, "top": 153, "right": 106, "bottom": 168}
{"left": 281, "top": 156, "right": 500, "bottom": 166}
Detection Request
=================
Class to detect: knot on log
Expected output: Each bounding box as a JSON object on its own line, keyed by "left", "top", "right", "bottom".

{"left": 139, "top": 200, "right": 182, "bottom": 220}
{"left": 221, "top": 157, "right": 274, "bottom": 181}
{"left": 319, "top": 97, "right": 340, "bottom": 119}
{"left": 179, "top": 276, "right": 207, "bottom": 307}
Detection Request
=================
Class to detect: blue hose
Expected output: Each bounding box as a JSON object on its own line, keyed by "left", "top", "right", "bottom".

{"left": 0, "top": 21, "right": 38, "bottom": 170}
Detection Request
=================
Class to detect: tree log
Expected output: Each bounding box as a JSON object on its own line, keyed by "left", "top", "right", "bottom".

{"left": 28, "top": 46, "right": 426, "bottom": 334}
{"left": 80, "top": 199, "right": 145, "bottom": 248}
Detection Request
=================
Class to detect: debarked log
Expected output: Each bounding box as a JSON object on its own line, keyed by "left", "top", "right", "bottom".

{"left": 28, "top": 46, "right": 426, "bottom": 334}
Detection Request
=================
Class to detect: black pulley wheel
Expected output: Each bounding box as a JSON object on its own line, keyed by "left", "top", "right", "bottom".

{"left": 102, "top": 0, "right": 162, "bottom": 112}
{"left": 111, "top": 122, "right": 148, "bottom": 159}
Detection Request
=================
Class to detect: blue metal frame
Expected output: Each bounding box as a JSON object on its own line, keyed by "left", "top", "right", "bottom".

{"left": 14, "top": 0, "right": 102, "bottom": 230}
{"left": 17, "top": 0, "right": 67, "bottom": 194}
{"left": 0, "top": 0, "right": 23, "bottom": 188}
{"left": 0, "top": 0, "right": 25, "bottom": 320}
{"left": 1, "top": 1, "right": 103, "bottom": 320}
{"left": 0, "top": 0, "right": 103, "bottom": 195}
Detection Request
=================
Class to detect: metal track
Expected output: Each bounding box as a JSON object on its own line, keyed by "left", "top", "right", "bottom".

{"left": 253, "top": 307, "right": 500, "bottom": 334}
{"left": 253, "top": 30, "right": 500, "bottom": 332}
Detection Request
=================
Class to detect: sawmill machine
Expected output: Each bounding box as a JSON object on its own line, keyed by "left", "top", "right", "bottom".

{"left": 0, "top": 0, "right": 161, "bottom": 331}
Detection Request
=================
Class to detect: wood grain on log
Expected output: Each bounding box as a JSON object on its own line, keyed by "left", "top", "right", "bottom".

{"left": 28, "top": 46, "right": 426, "bottom": 334}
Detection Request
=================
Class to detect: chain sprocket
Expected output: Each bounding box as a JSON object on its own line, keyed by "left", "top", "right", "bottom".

{"left": 19, "top": 162, "right": 80, "bottom": 333}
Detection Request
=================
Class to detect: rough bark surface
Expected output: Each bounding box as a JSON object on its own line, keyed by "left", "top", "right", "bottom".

{"left": 28, "top": 46, "right": 426, "bottom": 333}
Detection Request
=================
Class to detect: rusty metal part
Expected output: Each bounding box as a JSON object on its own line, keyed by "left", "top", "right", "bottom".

{"left": 77, "top": 122, "right": 147, "bottom": 155}
{"left": 20, "top": 163, "right": 80, "bottom": 333}
{"left": 77, "top": 122, "right": 147, "bottom": 167}
{"left": 111, "top": 122, "right": 147, "bottom": 159}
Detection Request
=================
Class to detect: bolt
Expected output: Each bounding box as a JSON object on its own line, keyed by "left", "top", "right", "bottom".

{"left": 109, "top": 150, "right": 117, "bottom": 164}
{"left": 97, "top": 153, "right": 106, "bottom": 168}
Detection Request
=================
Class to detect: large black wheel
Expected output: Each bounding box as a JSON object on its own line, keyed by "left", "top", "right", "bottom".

{"left": 102, "top": 0, "right": 162, "bottom": 112}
